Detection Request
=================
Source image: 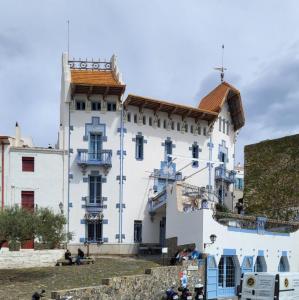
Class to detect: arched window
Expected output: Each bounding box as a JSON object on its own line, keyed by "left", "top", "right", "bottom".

{"left": 278, "top": 256, "right": 290, "bottom": 272}
{"left": 254, "top": 256, "right": 267, "bottom": 272}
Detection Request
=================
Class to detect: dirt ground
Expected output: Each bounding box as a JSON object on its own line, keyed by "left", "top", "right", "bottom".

{"left": 0, "top": 256, "right": 161, "bottom": 299}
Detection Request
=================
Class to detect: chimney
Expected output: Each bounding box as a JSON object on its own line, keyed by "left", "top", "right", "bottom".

{"left": 15, "top": 122, "right": 21, "bottom": 147}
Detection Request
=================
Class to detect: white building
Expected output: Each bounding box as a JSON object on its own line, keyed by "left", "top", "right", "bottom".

{"left": 58, "top": 53, "right": 244, "bottom": 253}
{"left": 0, "top": 125, "right": 67, "bottom": 248}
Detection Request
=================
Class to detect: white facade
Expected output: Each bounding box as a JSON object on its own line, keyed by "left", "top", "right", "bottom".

{"left": 58, "top": 53, "right": 239, "bottom": 248}
{"left": 1, "top": 128, "right": 67, "bottom": 217}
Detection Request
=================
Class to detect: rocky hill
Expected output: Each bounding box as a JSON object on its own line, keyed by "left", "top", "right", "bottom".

{"left": 244, "top": 134, "right": 299, "bottom": 220}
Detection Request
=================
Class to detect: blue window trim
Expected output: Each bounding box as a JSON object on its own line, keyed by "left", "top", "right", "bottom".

{"left": 133, "top": 132, "right": 147, "bottom": 161}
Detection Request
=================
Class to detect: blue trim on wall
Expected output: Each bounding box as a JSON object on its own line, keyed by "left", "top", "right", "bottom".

{"left": 116, "top": 203, "right": 126, "bottom": 209}
{"left": 227, "top": 226, "right": 290, "bottom": 236}
{"left": 83, "top": 177, "right": 88, "bottom": 183}
{"left": 117, "top": 150, "right": 127, "bottom": 156}
{"left": 258, "top": 250, "right": 264, "bottom": 256}
{"left": 80, "top": 219, "right": 86, "bottom": 224}
{"left": 79, "top": 237, "right": 85, "bottom": 243}
{"left": 103, "top": 237, "right": 108, "bottom": 243}
{"left": 69, "top": 202, "right": 73, "bottom": 208}
{"left": 68, "top": 174, "right": 73, "bottom": 179}
{"left": 102, "top": 219, "right": 108, "bottom": 224}
{"left": 84, "top": 117, "right": 107, "bottom": 142}
{"left": 223, "top": 248, "right": 236, "bottom": 256}
{"left": 117, "top": 127, "right": 127, "bottom": 133}
{"left": 69, "top": 125, "right": 74, "bottom": 131}
{"left": 90, "top": 170, "right": 100, "bottom": 175}
{"left": 116, "top": 175, "right": 126, "bottom": 181}
{"left": 81, "top": 196, "right": 87, "bottom": 201}
{"left": 282, "top": 251, "right": 288, "bottom": 257}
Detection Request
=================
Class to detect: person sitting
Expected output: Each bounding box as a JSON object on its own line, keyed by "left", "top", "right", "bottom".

{"left": 64, "top": 249, "right": 72, "bottom": 265}
{"left": 75, "top": 248, "right": 84, "bottom": 265}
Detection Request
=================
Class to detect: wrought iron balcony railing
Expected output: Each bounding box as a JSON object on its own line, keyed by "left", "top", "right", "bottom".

{"left": 76, "top": 150, "right": 112, "bottom": 167}
{"left": 215, "top": 165, "right": 236, "bottom": 183}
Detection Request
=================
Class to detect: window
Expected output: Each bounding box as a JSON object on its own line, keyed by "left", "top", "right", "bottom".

{"left": 198, "top": 126, "right": 201, "bottom": 135}
{"left": 165, "top": 140, "right": 172, "bottom": 162}
{"left": 134, "top": 220, "right": 142, "bottom": 243}
{"left": 163, "top": 120, "right": 167, "bottom": 129}
{"left": 192, "top": 144, "right": 199, "bottom": 167}
{"left": 149, "top": 117, "right": 152, "bottom": 126}
{"left": 219, "top": 117, "right": 222, "bottom": 131}
{"left": 89, "top": 133, "right": 102, "bottom": 160}
{"left": 177, "top": 123, "right": 181, "bottom": 131}
{"left": 203, "top": 127, "right": 207, "bottom": 136}
{"left": 89, "top": 176, "right": 102, "bottom": 204}
{"left": 135, "top": 135, "right": 144, "bottom": 160}
{"left": 226, "top": 122, "right": 229, "bottom": 135}
{"left": 87, "top": 222, "right": 102, "bottom": 242}
{"left": 278, "top": 256, "right": 290, "bottom": 272}
{"left": 91, "top": 101, "right": 101, "bottom": 111}
{"left": 143, "top": 116, "right": 146, "bottom": 125}
{"left": 107, "top": 102, "right": 116, "bottom": 111}
{"left": 76, "top": 100, "right": 85, "bottom": 110}
{"left": 127, "top": 112, "right": 131, "bottom": 122}
{"left": 171, "top": 121, "right": 175, "bottom": 130}
{"left": 157, "top": 119, "right": 161, "bottom": 128}
{"left": 190, "top": 125, "right": 193, "bottom": 134}
{"left": 254, "top": 256, "right": 267, "bottom": 272}
{"left": 22, "top": 157, "right": 34, "bottom": 172}
{"left": 222, "top": 119, "right": 226, "bottom": 133}
{"left": 184, "top": 123, "right": 188, "bottom": 132}
{"left": 134, "top": 114, "right": 138, "bottom": 123}
{"left": 218, "top": 256, "right": 235, "bottom": 288}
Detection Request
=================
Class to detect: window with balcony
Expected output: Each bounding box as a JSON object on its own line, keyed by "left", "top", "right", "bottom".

{"left": 22, "top": 157, "right": 34, "bottom": 172}
{"left": 89, "top": 133, "right": 102, "bottom": 160}
{"left": 87, "top": 221, "right": 102, "bottom": 242}
{"left": 192, "top": 144, "right": 199, "bottom": 167}
{"left": 89, "top": 175, "right": 102, "bottom": 204}
{"left": 135, "top": 135, "right": 144, "bottom": 160}
{"left": 76, "top": 100, "right": 86, "bottom": 111}
{"left": 134, "top": 220, "right": 142, "bottom": 243}
{"left": 91, "top": 101, "right": 101, "bottom": 111}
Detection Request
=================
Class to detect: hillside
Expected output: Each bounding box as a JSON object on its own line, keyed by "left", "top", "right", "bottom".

{"left": 244, "top": 134, "right": 299, "bottom": 220}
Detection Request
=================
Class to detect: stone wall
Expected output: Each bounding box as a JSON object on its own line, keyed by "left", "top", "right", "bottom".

{"left": 51, "top": 260, "right": 205, "bottom": 300}
{"left": 0, "top": 248, "right": 64, "bottom": 269}
{"left": 244, "top": 134, "right": 299, "bottom": 219}
{"left": 67, "top": 243, "right": 139, "bottom": 255}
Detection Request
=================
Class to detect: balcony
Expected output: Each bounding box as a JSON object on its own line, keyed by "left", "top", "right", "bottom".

{"left": 84, "top": 196, "right": 105, "bottom": 213}
{"left": 148, "top": 189, "right": 167, "bottom": 212}
{"left": 76, "top": 149, "right": 112, "bottom": 167}
{"left": 215, "top": 166, "right": 235, "bottom": 184}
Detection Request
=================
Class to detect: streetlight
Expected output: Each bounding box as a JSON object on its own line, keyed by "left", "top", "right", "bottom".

{"left": 59, "top": 202, "right": 64, "bottom": 214}
{"left": 204, "top": 234, "right": 217, "bottom": 249}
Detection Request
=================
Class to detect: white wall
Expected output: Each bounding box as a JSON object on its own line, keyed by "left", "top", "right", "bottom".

{"left": 5, "top": 148, "right": 67, "bottom": 215}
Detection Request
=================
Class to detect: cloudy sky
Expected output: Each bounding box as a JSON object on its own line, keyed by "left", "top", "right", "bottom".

{"left": 0, "top": 0, "right": 299, "bottom": 163}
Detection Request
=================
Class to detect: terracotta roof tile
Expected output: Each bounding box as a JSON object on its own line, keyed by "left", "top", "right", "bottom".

{"left": 71, "top": 70, "right": 121, "bottom": 86}
{"left": 198, "top": 82, "right": 239, "bottom": 112}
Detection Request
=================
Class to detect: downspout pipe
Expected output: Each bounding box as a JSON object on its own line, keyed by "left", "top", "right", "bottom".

{"left": 67, "top": 102, "right": 71, "bottom": 239}
{"left": 1, "top": 142, "right": 4, "bottom": 210}
{"left": 118, "top": 102, "right": 124, "bottom": 243}
{"left": 208, "top": 134, "right": 213, "bottom": 202}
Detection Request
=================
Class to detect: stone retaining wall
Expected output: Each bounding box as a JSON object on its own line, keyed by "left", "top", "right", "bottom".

{"left": 0, "top": 248, "right": 64, "bottom": 269}
{"left": 51, "top": 260, "right": 205, "bottom": 300}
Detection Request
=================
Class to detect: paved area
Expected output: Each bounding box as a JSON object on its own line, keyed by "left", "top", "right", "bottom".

{"left": 0, "top": 256, "right": 160, "bottom": 299}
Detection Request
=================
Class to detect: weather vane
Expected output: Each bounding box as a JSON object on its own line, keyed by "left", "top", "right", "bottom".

{"left": 214, "top": 44, "right": 227, "bottom": 82}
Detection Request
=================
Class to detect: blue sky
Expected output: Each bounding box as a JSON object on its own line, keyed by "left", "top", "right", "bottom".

{"left": 0, "top": 0, "right": 299, "bottom": 163}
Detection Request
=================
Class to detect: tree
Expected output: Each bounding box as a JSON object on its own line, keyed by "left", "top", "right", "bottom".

{"left": 0, "top": 206, "right": 69, "bottom": 250}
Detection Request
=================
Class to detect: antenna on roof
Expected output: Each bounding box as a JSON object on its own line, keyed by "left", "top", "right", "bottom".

{"left": 214, "top": 44, "right": 227, "bottom": 82}
{"left": 67, "top": 20, "right": 70, "bottom": 59}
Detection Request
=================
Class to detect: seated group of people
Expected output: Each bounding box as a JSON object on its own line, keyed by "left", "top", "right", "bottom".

{"left": 64, "top": 248, "right": 85, "bottom": 265}
{"left": 170, "top": 248, "right": 201, "bottom": 265}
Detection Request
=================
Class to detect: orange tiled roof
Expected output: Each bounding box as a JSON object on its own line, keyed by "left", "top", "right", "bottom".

{"left": 71, "top": 70, "right": 121, "bottom": 86}
{"left": 198, "top": 81, "right": 245, "bottom": 130}
{"left": 198, "top": 81, "right": 240, "bottom": 112}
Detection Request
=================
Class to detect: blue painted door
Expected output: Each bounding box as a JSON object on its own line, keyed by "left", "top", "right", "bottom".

{"left": 206, "top": 256, "right": 218, "bottom": 299}
{"left": 217, "top": 256, "right": 236, "bottom": 297}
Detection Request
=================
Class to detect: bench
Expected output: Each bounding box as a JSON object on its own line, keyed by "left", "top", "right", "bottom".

{"left": 56, "top": 256, "right": 95, "bottom": 266}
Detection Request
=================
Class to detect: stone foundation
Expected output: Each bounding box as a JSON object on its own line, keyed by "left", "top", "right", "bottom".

{"left": 0, "top": 248, "right": 64, "bottom": 269}
{"left": 51, "top": 260, "right": 205, "bottom": 300}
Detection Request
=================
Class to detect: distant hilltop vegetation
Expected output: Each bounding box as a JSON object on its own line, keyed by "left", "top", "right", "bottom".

{"left": 244, "top": 134, "right": 299, "bottom": 220}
